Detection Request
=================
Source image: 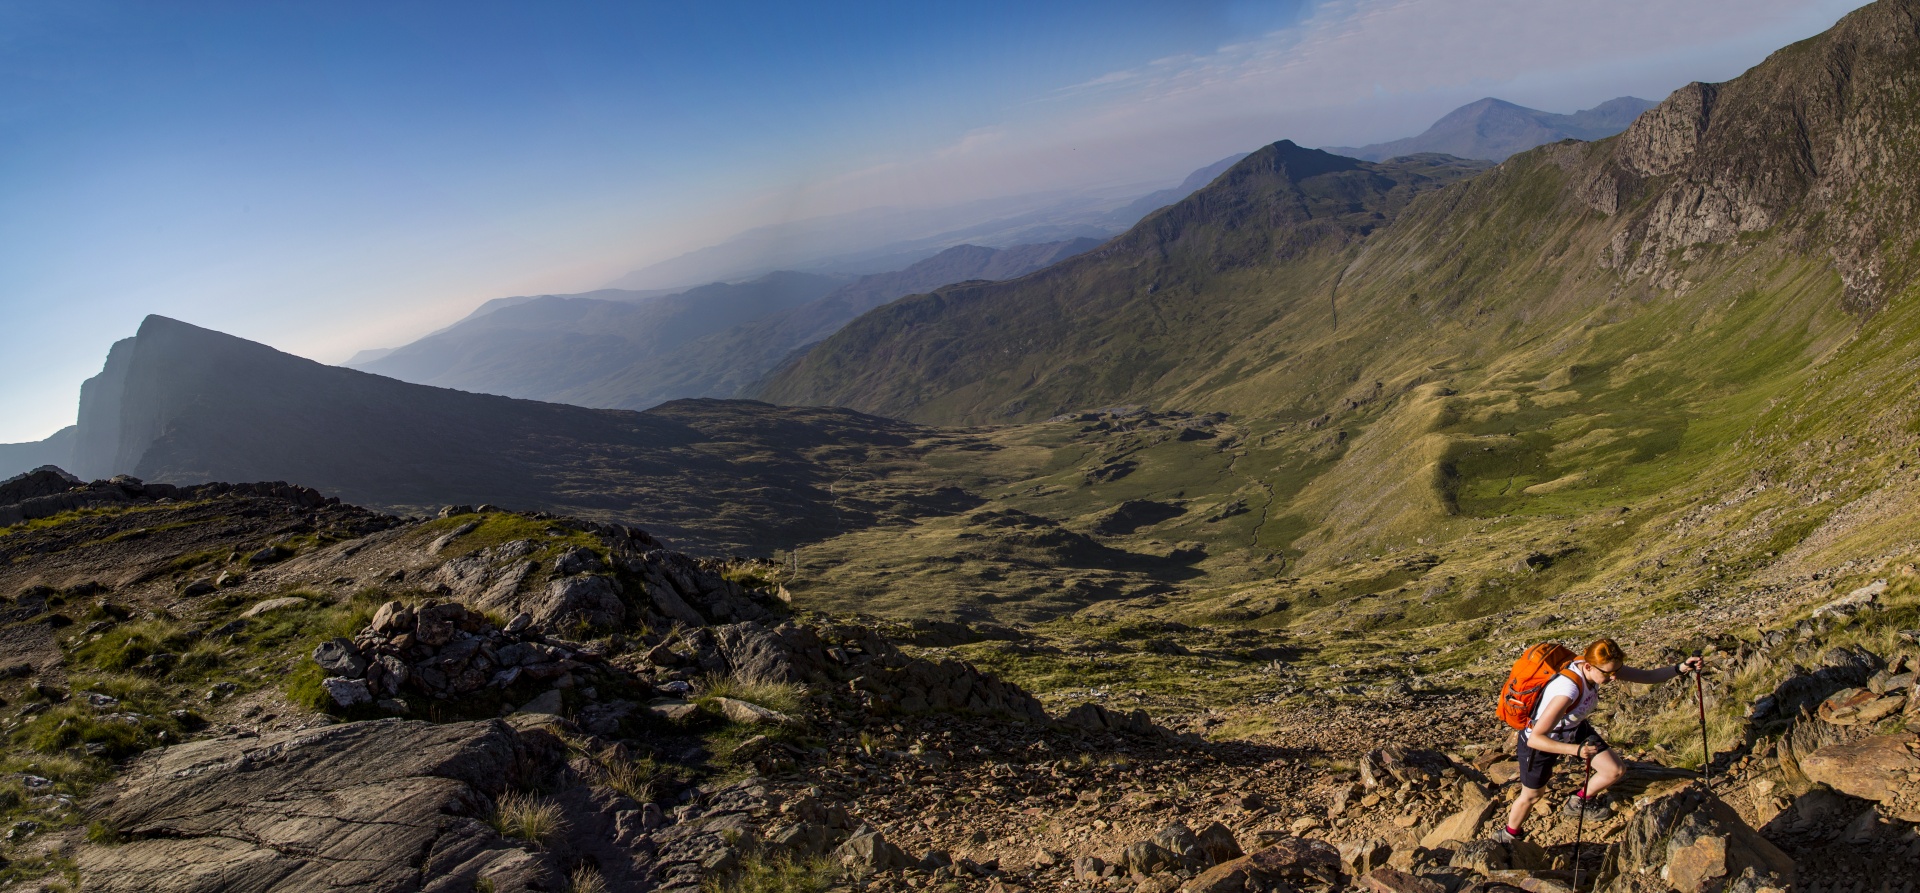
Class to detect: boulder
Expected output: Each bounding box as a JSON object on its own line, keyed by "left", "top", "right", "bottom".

{"left": 1816, "top": 687, "right": 1904, "bottom": 725}
{"left": 1812, "top": 580, "right": 1884, "bottom": 619}
{"left": 835, "top": 831, "right": 911, "bottom": 874}
{"left": 513, "top": 690, "right": 565, "bottom": 717}
{"left": 1195, "top": 821, "right": 1244, "bottom": 866}
{"left": 1360, "top": 867, "right": 1445, "bottom": 893}
{"left": 1243, "top": 838, "right": 1343, "bottom": 891}
{"left": 1186, "top": 856, "right": 1259, "bottom": 893}
{"left": 321, "top": 677, "right": 372, "bottom": 708}
{"left": 1153, "top": 823, "right": 1200, "bottom": 862}
{"left": 1799, "top": 732, "right": 1920, "bottom": 822}
{"left": 1339, "top": 839, "right": 1393, "bottom": 875}
{"left": 369, "top": 601, "right": 414, "bottom": 635}
{"left": 312, "top": 638, "right": 368, "bottom": 679}
{"left": 535, "top": 575, "right": 624, "bottom": 632}
{"left": 1362, "top": 746, "right": 1452, "bottom": 789}
{"left": 240, "top": 597, "right": 306, "bottom": 618}
{"left": 1447, "top": 839, "right": 1508, "bottom": 875}
{"left": 712, "top": 697, "right": 793, "bottom": 726}
{"left": 1607, "top": 780, "right": 1792, "bottom": 893}
{"left": 1421, "top": 785, "right": 1494, "bottom": 849}
{"left": 427, "top": 520, "right": 479, "bottom": 554}
{"left": 76, "top": 719, "right": 565, "bottom": 892}
{"left": 551, "top": 547, "right": 606, "bottom": 577}
{"left": 1124, "top": 841, "right": 1183, "bottom": 875}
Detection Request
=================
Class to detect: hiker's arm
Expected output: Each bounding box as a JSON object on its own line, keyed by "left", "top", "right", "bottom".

{"left": 1527, "top": 695, "right": 1580, "bottom": 755}
{"left": 1617, "top": 656, "right": 1703, "bottom": 685}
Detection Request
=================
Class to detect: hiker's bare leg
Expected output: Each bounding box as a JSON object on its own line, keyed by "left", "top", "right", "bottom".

{"left": 1583, "top": 749, "right": 1625, "bottom": 797}
{"left": 1506, "top": 784, "right": 1543, "bottom": 831}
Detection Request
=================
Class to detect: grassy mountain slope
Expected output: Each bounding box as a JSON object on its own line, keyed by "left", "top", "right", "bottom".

{"left": 757, "top": 145, "right": 1492, "bottom": 422}
{"left": 771, "top": 0, "right": 1920, "bottom": 643}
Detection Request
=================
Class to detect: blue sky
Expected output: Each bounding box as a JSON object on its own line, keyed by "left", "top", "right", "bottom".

{"left": 0, "top": 0, "right": 1870, "bottom": 443}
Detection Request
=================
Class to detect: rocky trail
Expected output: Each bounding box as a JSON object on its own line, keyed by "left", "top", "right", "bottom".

{"left": 0, "top": 471, "right": 1914, "bottom": 892}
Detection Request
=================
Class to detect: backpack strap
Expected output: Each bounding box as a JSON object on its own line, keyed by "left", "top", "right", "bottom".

{"left": 1530, "top": 664, "right": 1590, "bottom": 723}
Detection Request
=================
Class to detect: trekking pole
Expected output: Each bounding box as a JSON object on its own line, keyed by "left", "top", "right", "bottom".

{"left": 1572, "top": 754, "right": 1593, "bottom": 891}
{"left": 1692, "top": 654, "right": 1710, "bottom": 784}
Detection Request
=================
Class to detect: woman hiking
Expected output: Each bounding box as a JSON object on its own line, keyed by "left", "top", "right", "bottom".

{"left": 1493, "top": 639, "right": 1702, "bottom": 843}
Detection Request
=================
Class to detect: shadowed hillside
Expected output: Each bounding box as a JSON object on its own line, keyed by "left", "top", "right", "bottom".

{"left": 44, "top": 315, "right": 949, "bottom": 554}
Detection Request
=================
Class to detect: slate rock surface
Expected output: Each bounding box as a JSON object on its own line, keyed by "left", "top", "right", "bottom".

{"left": 79, "top": 718, "right": 566, "bottom": 892}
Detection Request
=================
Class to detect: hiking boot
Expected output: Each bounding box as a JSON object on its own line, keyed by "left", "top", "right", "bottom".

{"left": 1561, "top": 794, "right": 1611, "bottom": 820}
{"left": 1491, "top": 826, "right": 1523, "bottom": 844}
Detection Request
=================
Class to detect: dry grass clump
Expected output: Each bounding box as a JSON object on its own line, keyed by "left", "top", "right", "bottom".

{"left": 489, "top": 792, "right": 568, "bottom": 845}
{"left": 601, "top": 752, "right": 669, "bottom": 803}
{"left": 568, "top": 866, "right": 608, "bottom": 893}
{"left": 699, "top": 673, "right": 806, "bottom": 715}
{"left": 703, "top": 854, "right": 841, "bottom": 893}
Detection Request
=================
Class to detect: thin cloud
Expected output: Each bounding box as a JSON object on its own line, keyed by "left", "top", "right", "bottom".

{"left": 806, "top": 0, "right": 1865, "bottom": 215}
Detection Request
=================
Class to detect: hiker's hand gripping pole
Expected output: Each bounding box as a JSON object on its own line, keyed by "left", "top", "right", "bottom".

{"left": 1685, "top": 653, "right": 1710, "bottom": 783}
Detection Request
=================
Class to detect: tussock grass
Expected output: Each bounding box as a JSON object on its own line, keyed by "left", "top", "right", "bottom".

{"left": 568, "top": 866, "right": 608, "bottom": 893}
{"left": 489, "top": 792, "right": 568, "bottom": 845}
{"left": 601, "top": 753, "right": 670, "bottom": 803}
{"left": 698, "top": 673, "right": 806, "bottom": 716}
{"left": 702, "top": 854, "right": 841, "bottom": 893}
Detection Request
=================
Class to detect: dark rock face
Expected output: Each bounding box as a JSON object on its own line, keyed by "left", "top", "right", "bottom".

{"left": 1587, "top": 0, "right": 1920, "bottom": 310}
{"left": 79, "top": 719, "right": 568, "bottom": 893}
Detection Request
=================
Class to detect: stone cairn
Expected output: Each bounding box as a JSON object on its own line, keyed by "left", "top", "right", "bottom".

{"left": 313, "top": 600, "right": 600, "bottom": 708}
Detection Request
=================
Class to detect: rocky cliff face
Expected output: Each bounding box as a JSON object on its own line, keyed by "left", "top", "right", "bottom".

{"left": 1586, "top": 0, "right": 1920, "bottom": 309}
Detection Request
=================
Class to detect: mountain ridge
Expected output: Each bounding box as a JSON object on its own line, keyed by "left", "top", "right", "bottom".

{"left": 1323, "top": 95, "right": 1656, "bottom": 162}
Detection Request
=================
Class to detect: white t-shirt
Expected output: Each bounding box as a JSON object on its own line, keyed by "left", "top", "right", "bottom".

{"left": 1531, "top": 662, "right": 1597, "bottom": 742}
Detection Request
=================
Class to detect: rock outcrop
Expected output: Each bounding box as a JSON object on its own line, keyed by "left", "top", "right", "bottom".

{"left": 1800, "top": 732, "right": 1920, "bottom": 822}
{"left": 79, "top": 719, "right": 570, "bottom": 892}
{"left": 1606, "top": 780, "right": 1794, "bottom": 893}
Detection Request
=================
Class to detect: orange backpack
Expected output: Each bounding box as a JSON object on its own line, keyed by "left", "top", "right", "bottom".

{"left": 1497, "top": 643, "right": 1586, "bottom": 730}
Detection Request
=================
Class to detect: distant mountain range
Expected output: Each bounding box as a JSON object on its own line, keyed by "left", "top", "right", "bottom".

{"left": 351, "top": 239, "right": 1100, "bottom": 410}
{"left": 351, "top": 271, "right": 846, "bottom": 401}
{"left": 606, "top": 154, "right": 1249, "bottom": 291}
{"left": 2, "top": 315, "right": 935, "bottom": 553}
{"left": 556, "top": 237, "right": 1103, "bottom": 410}
{"left": 1324, "top": 96, "right": 1656, "bottom": 162}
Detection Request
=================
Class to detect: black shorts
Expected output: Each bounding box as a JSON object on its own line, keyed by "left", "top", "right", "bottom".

{"left": 1516, "top": 721, "right": 1609, "bottom": 790}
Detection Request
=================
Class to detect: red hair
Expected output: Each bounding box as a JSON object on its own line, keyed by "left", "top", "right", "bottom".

{"left": 1583, "top": 638, "right": 1626, "bottom": 668}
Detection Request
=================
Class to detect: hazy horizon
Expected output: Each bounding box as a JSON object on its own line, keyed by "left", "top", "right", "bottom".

{"left": 0, "top": 0, "right": 1871, "bottom": 444}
